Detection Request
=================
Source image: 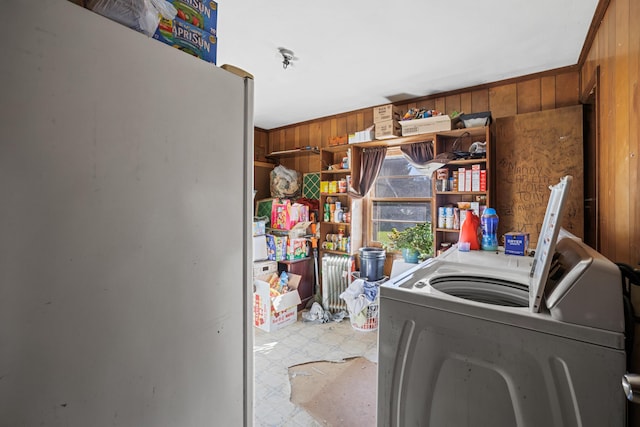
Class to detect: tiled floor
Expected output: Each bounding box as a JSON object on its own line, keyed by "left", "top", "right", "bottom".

{"left": 253, "top": 313, "right": 379, "bottom": 426}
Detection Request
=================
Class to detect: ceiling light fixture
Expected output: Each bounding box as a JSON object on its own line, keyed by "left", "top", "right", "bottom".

{"left": 278, "top": 47, "right": 296, "bottom": 70}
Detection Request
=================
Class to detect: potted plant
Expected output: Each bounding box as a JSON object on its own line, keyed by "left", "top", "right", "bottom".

{"left": 383, "top": 222, "right": 434, "bottom": 263}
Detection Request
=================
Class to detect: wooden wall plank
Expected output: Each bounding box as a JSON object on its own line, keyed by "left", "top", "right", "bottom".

{"left": 489, "top": 84, "right": 517, "bottom": 118}
{"left": 541, "top": 76, "right": 556, "bottom": 110}
{"left": 556, "top": 72, "right": 581, "bottom": 108}
{"left": 471, "top": 89, "right": 489, "bottom": 112}
{"left": 517, "top": 79, "right": 541, "bottom": 114}
{"left": 445, "top": 94, "right": 461, "bottom": 115}
{"left": 460, "top": 92, "right": 472, "bottom": 114}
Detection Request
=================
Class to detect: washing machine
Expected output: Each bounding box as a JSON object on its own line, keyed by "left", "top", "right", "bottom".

{"left": 377, "top": 176, "right": 627, "bottom": 427}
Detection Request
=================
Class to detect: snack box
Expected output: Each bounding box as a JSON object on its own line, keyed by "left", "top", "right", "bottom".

{"left": 153, "top": 16, "right": 217, "bottom": 64}
{"left": 171, "top": 0, "right": 218, "bottom": 35}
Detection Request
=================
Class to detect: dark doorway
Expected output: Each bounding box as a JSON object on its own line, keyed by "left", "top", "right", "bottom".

{"left": 581, "top": 67, "right": 599, "bottom": 251}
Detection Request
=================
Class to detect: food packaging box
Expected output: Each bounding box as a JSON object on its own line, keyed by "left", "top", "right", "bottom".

{"left": 253, "top": 235, "right": 268, "bottom": 261}
{"left": 399, "top": 115, "right": 452, "bottom": 136}
{"left": 171, "top": 0, "right": 218, "bottom": 36}
{"left": 287, "top": 238, "right": 308, "bottom": 260}
{"left": 328, "top": 135, "right": 348, "bottom": 146}
{"left": 271, "top": 199, "right": 308, "bottom": 230}
{"left": 373, "top": 104, "right": 401, "bottom": 123}
{"left": 153, "top": 16, "right": 217, "bottom": 64}
{"left": 253, "top": 218, "right": 266, "bottom": 236}
{"left": 266, "top": 234, "right": 287, "bottom": 261}
{"left": 458, "top": 168, "right": 466, "bottom": 191}
{"left": 253, "top": 260, "right": 277, "bottom": 277}
{"left": 505, "top": 232, "right": 530, "bottom": 256}
{"left": 375, "top": 120, "right": 401, "bottom": 139}
{"left": 253, "top": 273, "right": 302, "bottom": 332}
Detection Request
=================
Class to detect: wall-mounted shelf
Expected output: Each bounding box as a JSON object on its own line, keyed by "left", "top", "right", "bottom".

{"left": 266, "top": 147, "right": 320, "bottom": 160}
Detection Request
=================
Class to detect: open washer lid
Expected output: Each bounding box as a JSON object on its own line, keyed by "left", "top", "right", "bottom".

{"left": 528, "top": 175, "right": 573, "bottom": 312}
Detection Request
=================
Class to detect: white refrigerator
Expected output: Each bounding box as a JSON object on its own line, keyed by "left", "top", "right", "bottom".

{"left": 0, "top": 1, "right": 254, "bottom": 426}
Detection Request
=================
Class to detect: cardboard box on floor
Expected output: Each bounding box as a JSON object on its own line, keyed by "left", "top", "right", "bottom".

{"left": 253, "top": 272, "right": 302, "bottom": 332}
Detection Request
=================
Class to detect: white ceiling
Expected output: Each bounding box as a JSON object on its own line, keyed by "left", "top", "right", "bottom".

{"left": 216, "top": 1, "right": 599, "bottom": 130}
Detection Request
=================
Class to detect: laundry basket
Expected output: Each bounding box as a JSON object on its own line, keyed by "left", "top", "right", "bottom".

{"left": 349, "top": 298, "right": 379, "bottom": 332}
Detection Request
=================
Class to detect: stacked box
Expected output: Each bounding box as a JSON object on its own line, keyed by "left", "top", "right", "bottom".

{"left": 171, "top": 0, "right": 218, "bottom": 35}
{"left": 153, "top": 16, "right": 217, "bottom": 64}
{"left": 374, "top": 104, "right": 401, "bottom": 140}
{"left": 373, "top": 104, "right": 401, "bottom": 122}
{"left": 375, "top": 120, "right": 401, "bottom": 139}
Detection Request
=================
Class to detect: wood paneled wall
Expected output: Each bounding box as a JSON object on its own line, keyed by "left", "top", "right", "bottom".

{"left": 265, "top": 69, "right": 581, "bottom": 177}
{"left": 580, "top": 0, "right": 640, "bottom": 269}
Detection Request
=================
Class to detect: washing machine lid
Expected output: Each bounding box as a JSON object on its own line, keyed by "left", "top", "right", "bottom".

{"left": 528, "top": 175, "right": 573, "bottom": 312}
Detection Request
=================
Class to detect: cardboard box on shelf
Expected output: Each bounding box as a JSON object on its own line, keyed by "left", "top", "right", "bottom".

{"left": 348, "top": 127, "right": 375, "bottom": 144}
{"left": 266, "top": 234, "right": 287, "bottom": 261}
{"left": 286, "top": 238, "right": 308, "bottom": 260}
{"left": 328, "top": 135, "right": 348, "bottom": 146}
{"left": 373, "top": 104, "right": 401, "bottom": 123}
{"left": 375, "top": 120, "right": 401, "bottom": 139}
{"left": 253, "top": 235, "right": 268, "bottom": 261}
{"left": 253, "top": 273, "right": 302, "bottom": 332}
{"left": 399, "top": 115, "right": 452, "bottom": 136}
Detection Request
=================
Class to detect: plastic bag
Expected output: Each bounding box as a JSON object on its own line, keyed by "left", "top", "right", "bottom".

{"left": 270, "top": 165, "right": 301, "bottom": 198}
{"left": 87, "top": 0, "right": 177, "bottom": 37}
{"left": 458, "top": 209, "right": 481, "bottom": 250}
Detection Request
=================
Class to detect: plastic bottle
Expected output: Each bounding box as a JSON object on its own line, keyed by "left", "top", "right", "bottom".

{"left": 481, "top": 208, "right": 499, "bottom": 251}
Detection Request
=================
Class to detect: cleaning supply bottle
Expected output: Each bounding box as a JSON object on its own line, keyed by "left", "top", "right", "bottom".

{"left": 481, "top": 208, "right": 499, "bottom": 251}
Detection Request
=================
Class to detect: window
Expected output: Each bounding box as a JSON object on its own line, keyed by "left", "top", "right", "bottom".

{"left": 369, "top": 147, "right": 432, "bottom": 246}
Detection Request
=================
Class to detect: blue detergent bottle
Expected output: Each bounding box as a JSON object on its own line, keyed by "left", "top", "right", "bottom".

{"left": 481, "top": 208, "right": 499, "bottom": 251}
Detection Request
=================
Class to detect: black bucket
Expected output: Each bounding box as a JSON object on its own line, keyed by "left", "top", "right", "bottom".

{"left": 359, "top": 247, "right": 386, "bottom": 281}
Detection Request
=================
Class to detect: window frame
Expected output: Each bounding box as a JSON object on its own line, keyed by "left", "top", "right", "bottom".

{"left": 366, "top": 146, "right": 434, "bottom": 248}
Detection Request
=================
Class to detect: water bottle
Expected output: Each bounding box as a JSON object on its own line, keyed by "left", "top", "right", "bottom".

{"left": 481, "top": 208, "right": 499, "bottom": 251}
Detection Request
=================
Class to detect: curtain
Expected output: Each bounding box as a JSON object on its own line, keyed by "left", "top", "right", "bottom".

{"left": 400, "top": 141, "right": 434, "bottom": 167}
{"left": 349, "top": 146, "right": 387, "bottom": 199}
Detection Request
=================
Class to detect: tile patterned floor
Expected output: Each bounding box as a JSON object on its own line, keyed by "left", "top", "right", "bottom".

{"left": 253, "top": 313, "right": 379, "bottom": 426}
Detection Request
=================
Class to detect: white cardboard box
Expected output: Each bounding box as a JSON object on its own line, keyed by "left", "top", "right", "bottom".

{"left": 252, "top": 260, "right": 277, "bottom": 277}
{"left": 253, "top": 272, "right": 302, "bottom": 332}
{"left": 399, "top": 115, "right": 452, "bottom": 136}
{"left": 253, "top": 235, "right": 268, "bottom": 261}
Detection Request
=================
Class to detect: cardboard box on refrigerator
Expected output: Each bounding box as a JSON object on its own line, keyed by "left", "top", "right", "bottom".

{"left": 373, "top": 104, "right": 401, "bottom": 123}
{"left": 253, "top": 273, "right": 302, "bottom": 332}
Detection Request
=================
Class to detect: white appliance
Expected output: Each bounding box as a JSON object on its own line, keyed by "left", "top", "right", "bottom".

{"left": 0, "top": 2, "right": 253, "bottom": 426}
{"left": 378, "top": 176, "right": 627, "bottom": 426}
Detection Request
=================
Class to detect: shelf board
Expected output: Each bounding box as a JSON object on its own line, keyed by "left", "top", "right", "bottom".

{"left": 320, "top": 249, "right": 353, "bottom": 256}
{"left": 321, "top": 169, "right": 351, "bottom": 174}
{"left": 266, "top": 147, "right": 320, "bottom": 159}
{"left": 320, "top": 221, "right": 351, "bottom": 227}
{"left": 447, "top": 158, "right": 487, "bottom": 165}
{"left": 435, "top": 191, "right": 487, "bottom": 195}
{"left": 320, "top": 192, "right": 350, "bottom": 197}
{"left": 435, "top": 228, "right": 461, "bottom": 233}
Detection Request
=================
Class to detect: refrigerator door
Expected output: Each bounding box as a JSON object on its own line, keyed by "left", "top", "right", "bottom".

{"left": 0, "top": 1, "right": 253, "bottom": 426}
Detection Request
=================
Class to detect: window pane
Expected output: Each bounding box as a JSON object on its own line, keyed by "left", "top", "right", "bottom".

{"left": 371, "top": 201, "right": 431, "bottom": 243}
{"left": 374, "top": 176, "right": 432, "bottom": 198}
